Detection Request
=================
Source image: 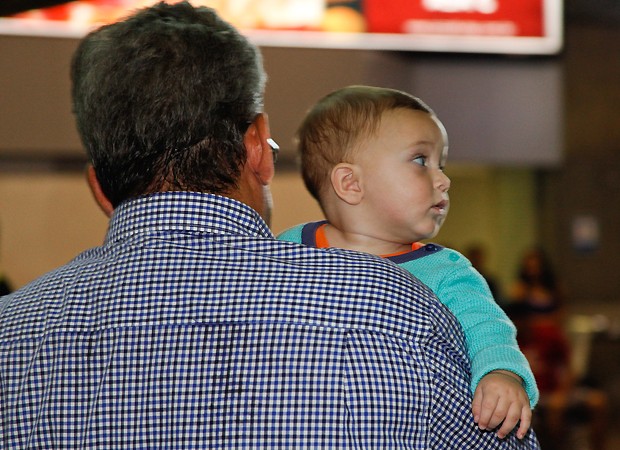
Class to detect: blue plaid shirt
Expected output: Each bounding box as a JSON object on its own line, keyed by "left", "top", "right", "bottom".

{"left": 0, "top": 192, "right": 539, "bottom": 448}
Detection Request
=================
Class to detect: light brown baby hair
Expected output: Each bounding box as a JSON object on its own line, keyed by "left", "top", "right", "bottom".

{"left": 297, "top": 85, "right": 434, "bottom": 204}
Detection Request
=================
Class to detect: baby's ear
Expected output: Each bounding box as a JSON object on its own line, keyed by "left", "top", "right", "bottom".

{"left": 330, "top": 163, "right": 363, "bottom": 205}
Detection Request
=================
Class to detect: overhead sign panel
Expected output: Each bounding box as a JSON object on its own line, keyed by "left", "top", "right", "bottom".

{"left": 0, "top": 0, "right": 563, "bottom": 54}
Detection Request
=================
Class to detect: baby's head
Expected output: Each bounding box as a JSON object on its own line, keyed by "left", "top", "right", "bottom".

{"left": 298, "top": 85, "right": 439, "bottom": 203}
{"left": 297, "top": 85, "right": 450, "bottom": 244}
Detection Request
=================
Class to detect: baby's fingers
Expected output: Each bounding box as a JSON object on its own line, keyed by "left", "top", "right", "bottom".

{"left": 515, "top": 406, "right": 533, "bottom": 439}
{"left": 496, "top": 403, "right": 524, "bottom": 439}
{"left": 477, "top": 397, "right": 504, "bottom": 431}
{"left": 472, "top": 388, "right": 484, "bottom": 423}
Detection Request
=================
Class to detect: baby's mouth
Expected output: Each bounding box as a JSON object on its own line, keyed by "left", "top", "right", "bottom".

{"left": 432, "top": 200, "right": 449, "bottom": 215}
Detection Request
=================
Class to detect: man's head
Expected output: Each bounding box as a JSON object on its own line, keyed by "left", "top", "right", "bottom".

{"left": 72, "top": 1, "right": 268, "bottom": 210}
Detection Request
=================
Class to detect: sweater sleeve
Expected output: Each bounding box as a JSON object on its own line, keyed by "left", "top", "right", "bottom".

{"left": 276, "top": 224, "right": 306, "bottom": 244}
{"left": 405, "top": 249, "right": 539, "bottom": 408}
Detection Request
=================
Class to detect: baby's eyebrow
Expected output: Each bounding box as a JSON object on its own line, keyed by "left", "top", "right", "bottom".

{"left": 409, "top": 140, "right": 435, "bottom": 147}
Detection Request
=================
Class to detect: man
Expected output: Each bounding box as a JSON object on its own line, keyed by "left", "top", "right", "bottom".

{"left": 0, "top": 2, "right": 538, "bottom": 447}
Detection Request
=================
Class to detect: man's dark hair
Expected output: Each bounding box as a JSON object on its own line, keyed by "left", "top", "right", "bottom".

{"left": 71, "top": 1, "right": 266, "bottom": 206}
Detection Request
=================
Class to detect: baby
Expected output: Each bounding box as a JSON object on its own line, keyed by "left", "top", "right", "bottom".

{"left": 278, "top": 85, "right": 538, "bottom": 439}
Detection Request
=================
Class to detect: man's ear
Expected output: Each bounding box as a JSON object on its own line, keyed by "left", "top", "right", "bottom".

{"left": 244, "top": 112, "right": 274, "bottom": 185}
{"left": 330, "top": 163, "right": 363, "bottom": 205}
{"left": 86, "top": 165, "right": 114, "bottom": 217}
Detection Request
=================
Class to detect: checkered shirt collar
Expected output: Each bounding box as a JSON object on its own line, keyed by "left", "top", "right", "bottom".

{"left": 105, "top": 191, "right": 274, "bottom": 245}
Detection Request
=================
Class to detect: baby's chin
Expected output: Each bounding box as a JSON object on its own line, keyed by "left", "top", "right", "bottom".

{"left": 407, "top": 220, "right": 444, "bottom": 243}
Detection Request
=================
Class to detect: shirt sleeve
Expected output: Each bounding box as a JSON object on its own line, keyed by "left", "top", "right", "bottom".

{"left": 409, "top": 249, "right": 539, "bottom": 408}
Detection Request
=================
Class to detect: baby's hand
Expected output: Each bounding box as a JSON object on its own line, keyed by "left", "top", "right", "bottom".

{"left": 472, "top": 370, "right": 532, "bottom": 439}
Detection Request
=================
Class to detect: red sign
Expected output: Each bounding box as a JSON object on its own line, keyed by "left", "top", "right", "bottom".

{"left": 365, "top": 0, "right": 545, "bottom": 37}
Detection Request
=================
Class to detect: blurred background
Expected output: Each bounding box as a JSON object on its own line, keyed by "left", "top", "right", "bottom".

{"left": 1, "top": 1, "right": 619, "bottom": 448}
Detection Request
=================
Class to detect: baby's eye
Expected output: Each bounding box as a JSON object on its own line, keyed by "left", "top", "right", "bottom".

{"left": 412, "top": 155, "right": 427, "bottom": 166}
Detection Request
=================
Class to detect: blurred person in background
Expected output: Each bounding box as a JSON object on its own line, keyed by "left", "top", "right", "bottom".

{"left": 506, "top": 302, "right": 609, "bottom": 450}
{"left": 507, "top": 247, "right": 609, "bottom": 450}
{"left": 509, "top": 246, "right": 566, "bottom": 320}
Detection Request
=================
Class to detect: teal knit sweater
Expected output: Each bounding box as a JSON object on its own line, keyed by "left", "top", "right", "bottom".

{"left": 278, "top": 222, "right": 539, "bottom": 408}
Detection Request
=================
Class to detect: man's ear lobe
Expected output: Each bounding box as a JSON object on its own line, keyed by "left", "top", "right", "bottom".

{"left": 243, "top": 113, "right": 274, "bottom": 185}
{"left": 331, "top": 163, "right": 363, "bottom": 205}
{"left": 86, "top": 165, "right": 114, "bottom": 217}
